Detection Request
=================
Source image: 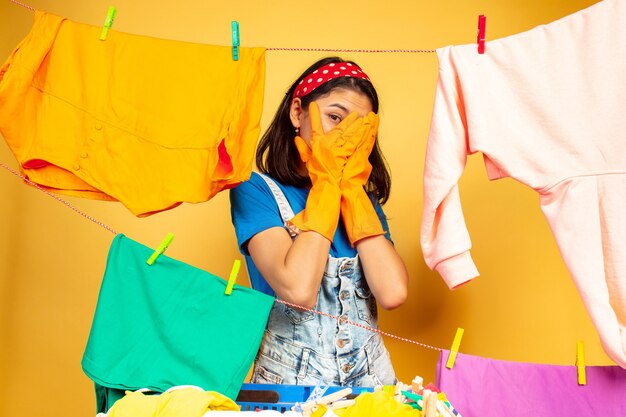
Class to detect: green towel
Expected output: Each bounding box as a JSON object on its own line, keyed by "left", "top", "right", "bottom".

{"left": 82, "top": 234, "right": 274, "bottom": 412}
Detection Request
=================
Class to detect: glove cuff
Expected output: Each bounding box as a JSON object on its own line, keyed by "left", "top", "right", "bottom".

{"left": 340, "top": 186, "right": 385, "bottom": 245}
{"left": 287, "top": 181, "right": 342, "bottom": 242}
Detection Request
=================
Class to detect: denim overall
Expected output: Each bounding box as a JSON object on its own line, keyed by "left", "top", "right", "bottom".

{"left": 253, "top": 174, "right": 397, "bottom": 387}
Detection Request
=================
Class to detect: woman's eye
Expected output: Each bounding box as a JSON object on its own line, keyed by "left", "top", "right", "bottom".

{"left": 329, "top": 114, "right": 342, "bottom": 123}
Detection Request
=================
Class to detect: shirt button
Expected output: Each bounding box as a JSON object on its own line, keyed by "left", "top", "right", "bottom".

{"left": 73, "top": 163, "right": 80, "bottom": 171}
{"left": 342, "top": 364, "right": 352, "bottom": 373}
{"left": 80, "top": 152, "right": 88, "bottom": 158}
{"left": 340, "top": 290, "right": 350, "bottom": 300}
{"left": 95, "top": 123, "right": 103, "bottom": 130}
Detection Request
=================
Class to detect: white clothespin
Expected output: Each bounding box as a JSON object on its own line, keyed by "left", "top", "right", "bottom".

{"left": 301, "top": 388, "right": 352, "bottom": 416}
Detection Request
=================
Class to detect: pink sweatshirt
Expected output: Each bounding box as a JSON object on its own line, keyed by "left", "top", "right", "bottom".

{"left": 421, "top": 0, "right": 626, "bottom": 368}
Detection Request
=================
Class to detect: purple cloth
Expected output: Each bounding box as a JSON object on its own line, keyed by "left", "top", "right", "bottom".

{"left": 437, "top": 350, "right": 626, "bottom": 417}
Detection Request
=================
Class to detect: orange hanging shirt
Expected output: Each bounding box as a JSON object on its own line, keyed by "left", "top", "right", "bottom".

{"left": 0, "top": 11, "right": 265, "bottom": 216}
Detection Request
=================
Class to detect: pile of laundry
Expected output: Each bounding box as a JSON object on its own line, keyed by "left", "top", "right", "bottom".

{"left": 98, "top": 376, "right": 462, "bottom": 417}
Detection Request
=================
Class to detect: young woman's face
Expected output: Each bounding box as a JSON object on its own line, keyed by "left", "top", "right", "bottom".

{"left": 292, "top": 87, "right": 374, "bottom": 147}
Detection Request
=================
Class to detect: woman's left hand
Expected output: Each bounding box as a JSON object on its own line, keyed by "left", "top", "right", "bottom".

{"left": 339, "top": 114, "right": 384, "bottom": 245}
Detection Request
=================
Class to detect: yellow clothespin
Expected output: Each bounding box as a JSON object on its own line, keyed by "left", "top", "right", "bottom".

{"left": 576, "top": 340, "right": 586, "bottom": 385}
{"left": 100, "top": 6, "right": 117, "bottom": 41}
{"left": 382, "top": 385, "right": 395, "bottom": 395}
{"left": 310, "top": 404, "right": 327, "bottom": 417}
{"left": 231, "top": 21, "right": 240, "bottom": 61}
{"left": 446, "top": 327, "right": 464, "bottom": 369}
{"left": 146, "top": 233, "right": 175, "bottom": 266}
{"left": 224, "top": 259, "right": 241, "bottom": 295}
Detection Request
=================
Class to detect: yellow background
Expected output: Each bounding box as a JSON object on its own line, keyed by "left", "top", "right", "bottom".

{"left": 0, "top": 0, "right": 607, "bottom": 416}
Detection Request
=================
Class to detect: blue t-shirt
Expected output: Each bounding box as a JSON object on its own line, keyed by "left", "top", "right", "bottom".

{"left": 229, "top": 172, "right": 392, "bottom": 296}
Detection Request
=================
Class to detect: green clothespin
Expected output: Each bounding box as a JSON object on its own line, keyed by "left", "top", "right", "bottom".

{"left": 401, "top": 391, "right": 423, "bottom": 411}
{"left": 224, "top": 259, "right": 241, "bottom": 295}
{"left": 231, "top": 21, "right": 240, "bottom": 61}
{"left": 100, "top": 6, "right": 117, "bottom": 41}
{"left": 146, "top": 233, "right": 175, "bottom": 266}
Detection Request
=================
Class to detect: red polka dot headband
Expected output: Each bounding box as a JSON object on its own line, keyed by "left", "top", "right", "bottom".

{"left": 293, "top": 62, "right": 371, "bottom": 99}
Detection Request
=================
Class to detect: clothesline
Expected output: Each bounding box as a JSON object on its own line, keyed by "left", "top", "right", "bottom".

{"left": 8, "top": 0, "right": 437, "bottom": 54}
{"left": 10, "top": 0, "right": 33, "bottom": 11}
{"left": 278, "top": 298, "right": 442, "bottom": 352}
{"left": 0, "top": 160, "right": 443, "bottom": 353}
{"left": 267, "top": 47, "right": 436, "bottom": 53}
{"left": 1, "top": 161, "right": 118, "bottom": 234}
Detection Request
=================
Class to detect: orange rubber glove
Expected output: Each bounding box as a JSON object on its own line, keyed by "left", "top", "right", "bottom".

{"left": 339, "top": 112, "right": 385, "bottom": 245}
{"left": 287, "top": 102, "right": 367, "bottom": 241}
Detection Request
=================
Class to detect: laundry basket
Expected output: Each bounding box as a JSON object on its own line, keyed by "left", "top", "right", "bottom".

{"left": 235, "top": 383, "right": 374, "bottom": 412}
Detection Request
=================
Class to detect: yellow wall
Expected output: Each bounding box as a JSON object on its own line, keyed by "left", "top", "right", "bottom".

{"left": 0, "top": 0, "right": 607, "bottom": 415}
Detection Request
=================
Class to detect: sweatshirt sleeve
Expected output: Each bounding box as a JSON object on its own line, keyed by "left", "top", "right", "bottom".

{"left": 420, "top": 47, "right": 480, "bottom": 289}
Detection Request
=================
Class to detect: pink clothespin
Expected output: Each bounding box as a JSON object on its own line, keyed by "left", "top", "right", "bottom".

{"left": 477, "top": 15, "right": 486, "bottom": 54}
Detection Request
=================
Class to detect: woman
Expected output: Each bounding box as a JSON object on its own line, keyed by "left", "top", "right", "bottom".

{"left": 230, "top": 57, "right": 408, "bottom": 386}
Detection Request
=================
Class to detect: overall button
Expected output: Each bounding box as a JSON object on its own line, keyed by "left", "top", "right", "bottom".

{"left": 341, "top": 363, "right": 353, "bottom": 373}
{"left": 336, "top": 339, "right": 349, "bottom": 348}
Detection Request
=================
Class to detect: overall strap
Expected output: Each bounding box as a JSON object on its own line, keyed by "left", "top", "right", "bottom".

{"left": 257, "top": 173, "right": 297, "bottom": 237}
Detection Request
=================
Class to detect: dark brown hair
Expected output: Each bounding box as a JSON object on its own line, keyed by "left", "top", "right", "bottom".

{"left": 256, "top": 57, "right": 391, "bottom": 204}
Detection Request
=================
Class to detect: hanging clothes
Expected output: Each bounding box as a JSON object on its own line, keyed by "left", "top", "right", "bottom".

{"left": 106, "top": 386, "right": 238, "bottom": 417}
{"left": 437, "top": 349, "right": 626, "bottom": 417}
{"left": 0, "top": 11, "right": 266, "bottom": 216}
{"left": 421, "top": 0, "right": 626, "bottom": 368}
{"left": 81, "top": 234, "right": 275, "bottom": 413}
